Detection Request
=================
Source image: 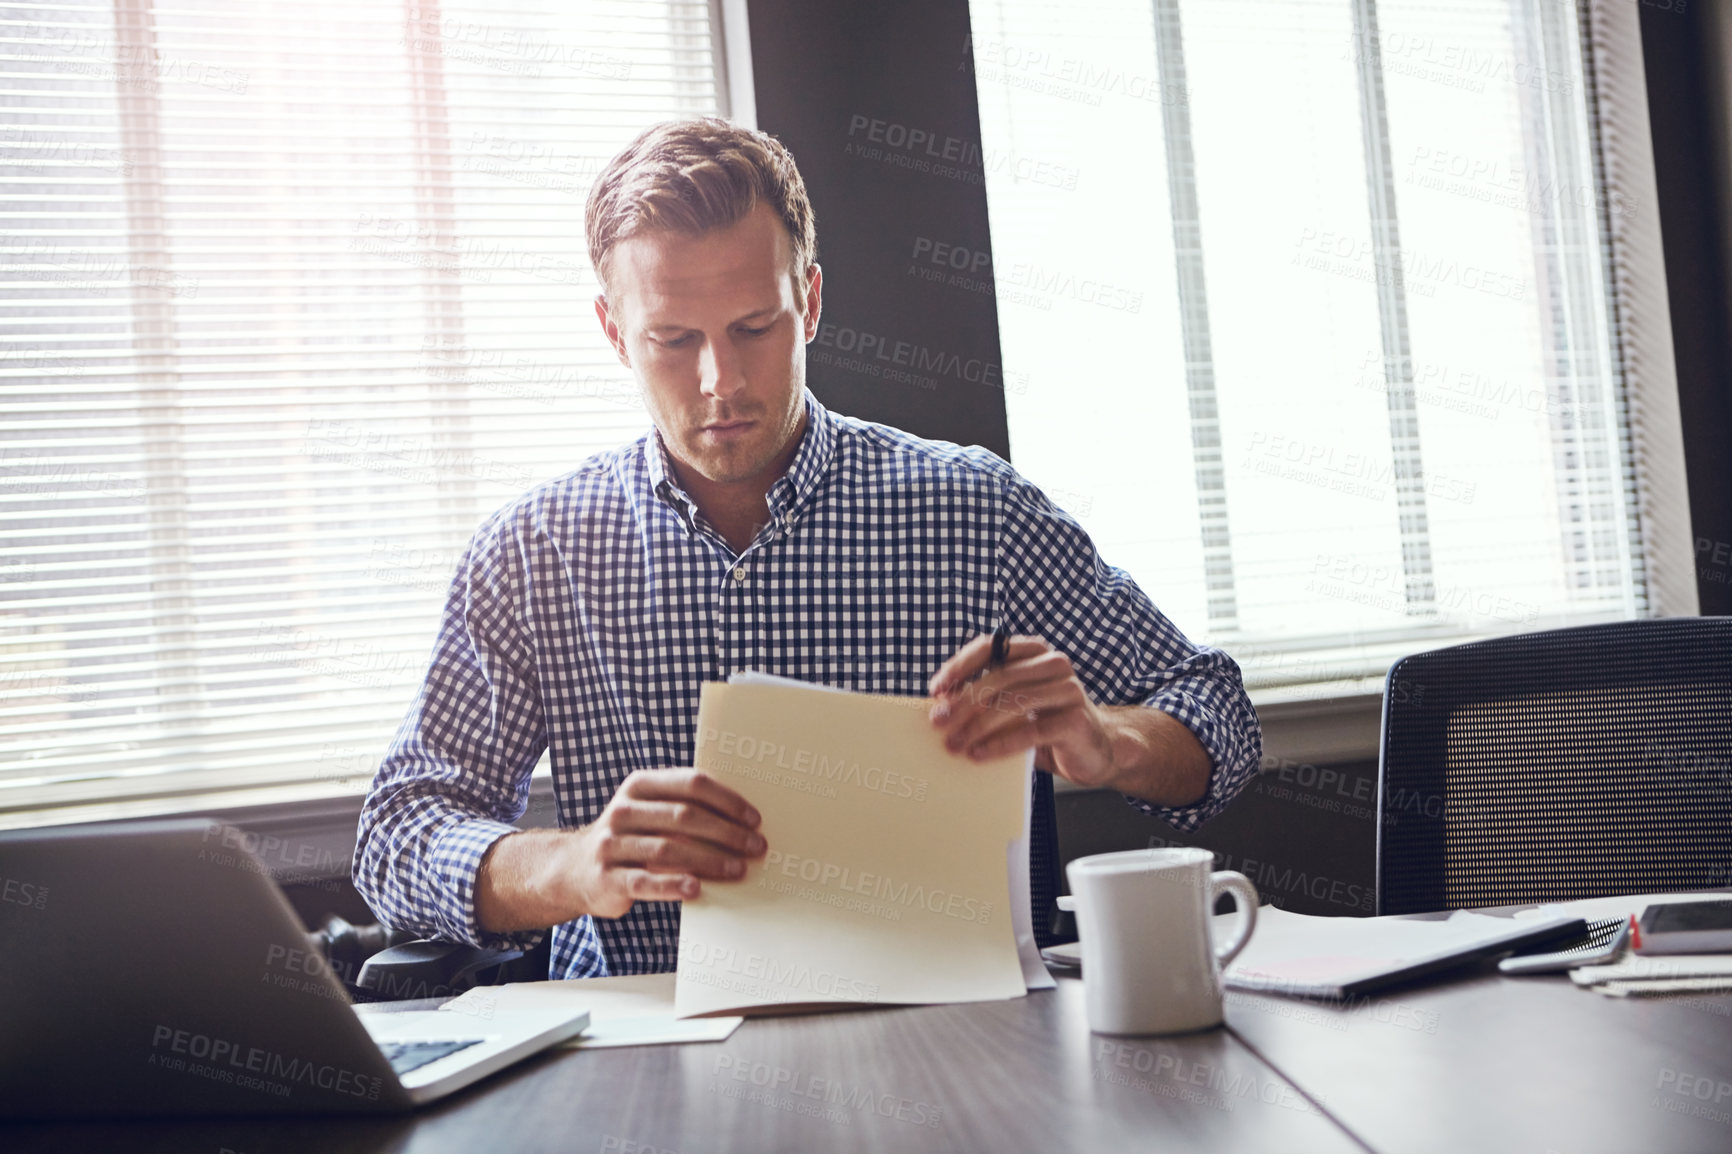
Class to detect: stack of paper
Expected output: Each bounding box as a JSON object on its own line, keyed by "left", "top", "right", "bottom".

{"left": 675, "top": 675, "right": 1050, "bottom": 1016}
{"left": 1570, "top": 953, "right": 1732, "bottom": 997}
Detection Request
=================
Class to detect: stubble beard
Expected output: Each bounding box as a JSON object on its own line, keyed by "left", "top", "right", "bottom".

{"left": 676, "top": 393, "right": 803, "bottom": 486}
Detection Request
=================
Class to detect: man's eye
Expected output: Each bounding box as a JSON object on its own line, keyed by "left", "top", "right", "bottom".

{"left": 739, "top": 326, "right": 771, "bottom": 338}
{"left": 657, "top": 334, "right": 693, "bottom": 348}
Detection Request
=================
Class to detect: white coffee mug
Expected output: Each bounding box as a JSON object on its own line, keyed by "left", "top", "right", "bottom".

{"left": 1065, "top": 847, "right": 1258, "bottom": 1035}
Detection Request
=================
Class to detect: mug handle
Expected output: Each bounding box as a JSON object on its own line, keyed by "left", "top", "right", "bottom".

{"left": 1208, "top": 870, "right": 1259, "bottom": 967}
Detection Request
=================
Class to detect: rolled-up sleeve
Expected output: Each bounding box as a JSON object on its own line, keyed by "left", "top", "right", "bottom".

{"left": 996, "top": 473, "right": 1261, "bottom": 832}
{"left": 352, "top": 508, "right": 549, "bottom": 950}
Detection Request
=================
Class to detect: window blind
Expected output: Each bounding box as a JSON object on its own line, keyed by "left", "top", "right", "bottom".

{"left": 967, "top": 0, "right": 1680, "bottom": 704}
{"left": 0, "top": 0, "right": 719, "bottom": 823}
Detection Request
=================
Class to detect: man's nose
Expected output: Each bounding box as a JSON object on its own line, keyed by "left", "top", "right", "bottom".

{"left": 698, "top": 334, "right": 747, "bottom": 399}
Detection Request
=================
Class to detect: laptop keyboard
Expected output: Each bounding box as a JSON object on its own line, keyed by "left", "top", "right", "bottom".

{"left": 377, "top": 1038, "right": 484, "bottom": 1075}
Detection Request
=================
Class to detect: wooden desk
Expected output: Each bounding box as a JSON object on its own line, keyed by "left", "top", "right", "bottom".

{"left": 1226, "top": 960, "right": 1732, "bottom": 1154}
{"left": 12, "top": 957, "right": 1725, "bottom": 1152}
{"left": 1, "top": 975, "right": 1359, "bottom": 1154}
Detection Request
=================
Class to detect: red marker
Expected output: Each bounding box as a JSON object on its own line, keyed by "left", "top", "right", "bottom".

{"left": 1629, "top": 912, "right": 1643, "bottom": 952}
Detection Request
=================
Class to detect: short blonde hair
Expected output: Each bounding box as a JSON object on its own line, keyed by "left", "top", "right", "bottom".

{"left": 585, "top": 117, "right": 817, "bottom": 292}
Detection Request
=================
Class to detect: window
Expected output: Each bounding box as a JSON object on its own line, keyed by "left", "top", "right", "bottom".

{"left": 1, "top": 1, "right": 721, "bottom": 822}
{"left": 968, "top": 0, "right": 1690, "bottom": 702}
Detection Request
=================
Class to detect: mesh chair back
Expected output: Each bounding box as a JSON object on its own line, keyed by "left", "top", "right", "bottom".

{"left": 1378, "top": 619, "right": 1732, "bottom": 914}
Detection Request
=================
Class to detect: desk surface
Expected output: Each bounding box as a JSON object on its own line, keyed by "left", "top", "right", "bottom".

{"left": 8, "top": 962, "right": 1730, "bottom": 1153}
{"left": 1228, "top": 960, "right": 1732, "bottom": 1154}
{"left": 3, "top": 975, "right": 1357, "bottom": 1154}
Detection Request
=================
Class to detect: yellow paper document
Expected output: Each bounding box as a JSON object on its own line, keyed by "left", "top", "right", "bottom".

{"left": 675, "top": 679, "right": 1031, "bottom": 1016}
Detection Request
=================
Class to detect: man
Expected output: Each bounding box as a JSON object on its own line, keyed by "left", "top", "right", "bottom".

{"left": 354, "top": 118, "right": 1260, "bottom": 980}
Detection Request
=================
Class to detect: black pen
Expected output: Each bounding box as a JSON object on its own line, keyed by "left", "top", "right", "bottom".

{"left": 988, "top": 623, "right": 1010, "bottom": 671}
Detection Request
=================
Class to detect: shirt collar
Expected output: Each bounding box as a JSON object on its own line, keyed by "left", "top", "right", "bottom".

{"left": 767, "top": 387, "right": 834, "bottom": 521}
{"left": 645, "top": 423, "right": 686, "bottom": 515}
{"left": 647, "top": 387, "right": 835, "bottom": 531}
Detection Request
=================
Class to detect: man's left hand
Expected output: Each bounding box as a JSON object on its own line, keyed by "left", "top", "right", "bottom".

{"left": 926, "top": 633, "right": 1116, "bottom": 788}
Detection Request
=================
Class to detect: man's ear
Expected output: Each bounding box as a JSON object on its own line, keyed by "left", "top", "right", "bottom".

{"left": 594, "top": 293, "right": 631, "bottom": 367}
{"left": 801, "top": 263, "right": 823, "bottom": 343}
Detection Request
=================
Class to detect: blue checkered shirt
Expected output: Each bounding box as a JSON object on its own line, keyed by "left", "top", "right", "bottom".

{"left": 353, "top": 388, "right": 1261, "bottom": 980}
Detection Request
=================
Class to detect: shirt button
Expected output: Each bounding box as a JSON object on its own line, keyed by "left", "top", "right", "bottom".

{"left": 732, "top": 566, "right": 747, "bottom": 583}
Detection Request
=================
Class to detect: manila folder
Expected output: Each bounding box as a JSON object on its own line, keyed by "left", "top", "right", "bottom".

{"left": 675, "top": 680, "right": 1028, "bottom": 1016}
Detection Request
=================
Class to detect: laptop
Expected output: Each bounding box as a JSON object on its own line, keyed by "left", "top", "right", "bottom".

{"left": 0, "top": 819, "right": 589, "bottom": 1119}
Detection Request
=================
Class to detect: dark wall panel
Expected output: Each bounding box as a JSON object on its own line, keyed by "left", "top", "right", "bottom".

{"left": 1058, "top": 761, "right": 1381, "bottom": 919}
{"left": 747, "top": 0, "right": 1011, "bottom": 458}
{"left": 1640, "top": 4, "right": 1732, "bottom": 615}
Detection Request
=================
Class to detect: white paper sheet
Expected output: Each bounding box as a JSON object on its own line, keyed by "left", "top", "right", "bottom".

{"left": 441, "top": 974, "right": 743, "bottom": 1049}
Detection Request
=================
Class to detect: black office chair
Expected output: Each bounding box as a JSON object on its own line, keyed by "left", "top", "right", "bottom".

{"left": 1377, "top": 618, "right": 1732, "bottom": 915}
{"left": 307, "top": 914, "right": 549, "bottom": 1002}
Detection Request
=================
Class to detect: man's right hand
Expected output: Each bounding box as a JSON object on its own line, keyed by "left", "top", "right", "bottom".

{"left": 474, "top": 768, "right": 766, "bottom": 932}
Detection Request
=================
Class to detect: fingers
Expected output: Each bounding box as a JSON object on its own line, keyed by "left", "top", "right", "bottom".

{"left": 621, "top": 868, "right": 700, "bottom": 904}
{"left": 940, "top": 650, "right": 1077, "bottom": 715}
{"left": 961, "top": 711, "right": 1055, "bottom": 762}
{"left": 623, "top": 767, "right": 762, "bottom": 830}
{"left": 927, "top": 633, "right": 1050, "bottom": 696}
{"left": 947, "top": 695, "right": 1079, "bottom": 758}
{"left": 930, "top": 645, "right": 1084, "bottom": 756}
{"left": 583, "top": 770, "right": 768, "bottom": 921}
{"left": 600, "top": 832, "right": 749, "bottom": 881}
{"left": 615, "top": 798, "right": 766, "bottom": 857}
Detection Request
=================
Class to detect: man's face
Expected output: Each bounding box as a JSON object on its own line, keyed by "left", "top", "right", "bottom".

{"left": 595, "top": 203, "right": 821, "bottom": 492}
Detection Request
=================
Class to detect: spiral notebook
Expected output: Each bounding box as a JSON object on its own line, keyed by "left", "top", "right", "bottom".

{"left": 1219, "top": 906, "right": 1587, "bottom": 1000}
